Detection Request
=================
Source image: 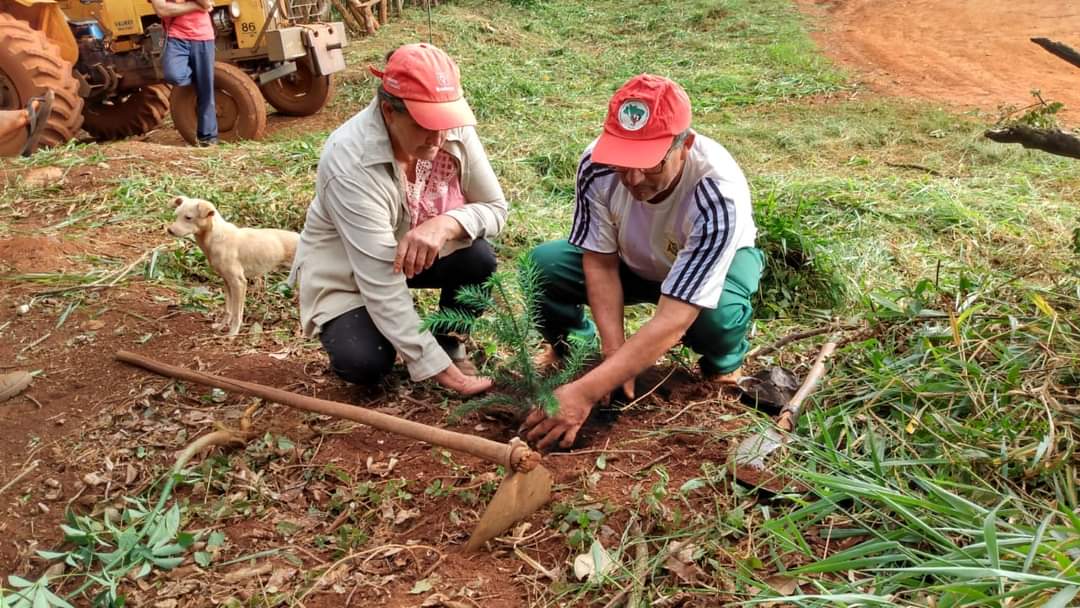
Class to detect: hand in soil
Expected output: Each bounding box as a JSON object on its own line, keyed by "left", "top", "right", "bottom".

{"left": 522, "top": 384, "right": 593, "bottom": 450}
{"left": 433, "top": 362, "right": 493, "bottom": 396}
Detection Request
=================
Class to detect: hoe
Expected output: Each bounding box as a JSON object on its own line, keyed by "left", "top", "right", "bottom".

{"left": 115, "top": 350, "right": 552, "bottom": 551}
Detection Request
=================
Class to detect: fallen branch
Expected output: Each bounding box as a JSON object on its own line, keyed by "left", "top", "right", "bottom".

{"left": 984, "top": 125, "right": 1080, "bottom": 160}
{"left": 1031, "top": 37, "right": 1080, "bottom": 71}
{"left": 746, "top": 323, "right": 860, "bottom": 361}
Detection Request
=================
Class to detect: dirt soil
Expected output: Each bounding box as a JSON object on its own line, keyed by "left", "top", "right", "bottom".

{"left": 796, "top": 0, "right": 1080, "bottom": 117}
{"left": 3, "top": 1, "right": 1077, "bottom": 606}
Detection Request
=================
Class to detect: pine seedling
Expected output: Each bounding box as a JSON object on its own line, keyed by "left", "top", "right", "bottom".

{"left": 422, "top": 254, "right": 596, "bottom": 420}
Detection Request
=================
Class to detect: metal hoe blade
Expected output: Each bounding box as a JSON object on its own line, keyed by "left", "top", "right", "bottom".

{"left": 465, "top": 464, "right": 554, "bottom": 551}
{"left": 733, "top": 427, "right": 786, "bottom": 471}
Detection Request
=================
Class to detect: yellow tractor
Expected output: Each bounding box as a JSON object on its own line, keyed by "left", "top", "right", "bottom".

{"left": 0, "top": 0, "right": 345, "bottom": 155}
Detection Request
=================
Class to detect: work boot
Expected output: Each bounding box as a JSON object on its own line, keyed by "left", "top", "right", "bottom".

{"left": 0, "top": 370, "right": 33, "bottom": 403}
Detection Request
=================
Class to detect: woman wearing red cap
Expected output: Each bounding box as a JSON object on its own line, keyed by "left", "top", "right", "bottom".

{"left": 523, "top": 74, "right": 764, "bottom": 449}
{"left": 289, "top": 44, "right": 506, "bottom": 396}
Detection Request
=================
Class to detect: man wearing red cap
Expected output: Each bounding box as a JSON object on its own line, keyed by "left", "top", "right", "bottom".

{"left": 290, "top": 44, "right": 506, "bottom": 396}
{"left": 523, "top": 74, "right": 763, "bottom": 449}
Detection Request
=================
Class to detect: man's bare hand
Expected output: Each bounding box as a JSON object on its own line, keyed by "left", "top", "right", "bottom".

{"left": 394, "top": 216, "right": 460, "bottom": 278}
{"left": 521, "top": 384, "right": 594, "bottom": 450}
{"left": 433, "top": 362, "right": 492, "bottom": 396}
{"left": 196, "top": 0, "right": 213, "bottom": 11}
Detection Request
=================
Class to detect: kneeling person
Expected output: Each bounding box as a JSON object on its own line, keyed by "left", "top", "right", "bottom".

{"left": 524, "top": 74, "right": 763, "bottom": 448}
{"left": 291, "top": 44, "right": 507, "bottom": 396}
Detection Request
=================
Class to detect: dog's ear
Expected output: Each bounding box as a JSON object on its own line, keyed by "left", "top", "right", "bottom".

{"left": 172, "top": 196, "right": 184, "bottom": 208}
{"left": 196, "top": 200, "right": 216, "bottom": 218}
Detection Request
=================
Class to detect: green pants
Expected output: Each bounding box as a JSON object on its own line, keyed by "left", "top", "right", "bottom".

{"left": 529, "top": 240, "right": 763, "bottom": 376}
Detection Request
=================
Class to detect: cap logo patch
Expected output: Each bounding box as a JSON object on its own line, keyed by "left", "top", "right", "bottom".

{"left": 618, "top": 100, "right": 649, "bottom": 131}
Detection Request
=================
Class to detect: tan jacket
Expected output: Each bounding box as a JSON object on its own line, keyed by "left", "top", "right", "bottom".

{"left": 291, "top": 98, "right": 507, "bottom": 381}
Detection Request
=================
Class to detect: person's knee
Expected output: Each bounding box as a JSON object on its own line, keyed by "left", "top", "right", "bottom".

{"left": 162, "top": 61, "right": 189, "bottom": 86}
{"left": 325, "top": 342, "right": 395, "bottom": 385}
{"left": 467, "top": 241, "right": 498, "bottom": 282}
{"left": 686, "top": 302, "right": 752, "bottom": 354}
{"left": 529, "top": 240, "right": 571, "bottom": 283}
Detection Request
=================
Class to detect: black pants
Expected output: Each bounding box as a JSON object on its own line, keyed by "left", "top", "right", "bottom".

{"left": 319, "top": 239, "right": 496, "bottom": 385}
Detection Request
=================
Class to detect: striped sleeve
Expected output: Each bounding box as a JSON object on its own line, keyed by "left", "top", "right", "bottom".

{"left": 568, "top": 153, "right": 617, "bottom": 253}
{"left": 662, "top": 177, "right": 738, "bottom": 308}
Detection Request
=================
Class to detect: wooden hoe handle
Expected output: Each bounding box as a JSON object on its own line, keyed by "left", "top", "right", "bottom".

{"left": 115, "top": 351, "right": 540, "bottom": 473}
{"left": 776, "top": 339, "right": 838, "bottom": 433}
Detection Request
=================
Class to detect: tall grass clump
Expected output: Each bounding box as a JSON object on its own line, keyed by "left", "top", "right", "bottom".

{"left": 739, "top": 276, "right": 1080, "bottom": 606}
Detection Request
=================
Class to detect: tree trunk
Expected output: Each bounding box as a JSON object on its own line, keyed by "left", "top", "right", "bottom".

{"left": 984, "top": 125, "right": 1080, "bottom": 159}
{"left": 332, "top": 0, "right": 364, "bottom": 35}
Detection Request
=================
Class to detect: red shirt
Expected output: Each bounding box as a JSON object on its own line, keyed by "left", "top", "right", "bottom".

{"left": 163, "top": 0, "right": 214, "bottom": 41}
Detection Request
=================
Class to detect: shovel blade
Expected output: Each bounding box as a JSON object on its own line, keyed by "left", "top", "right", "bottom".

{"left": 732, "top": 428, "right": 785, "bottom": 470}
{"left": 465, "top": 465, "right": 553, "bottom": 551}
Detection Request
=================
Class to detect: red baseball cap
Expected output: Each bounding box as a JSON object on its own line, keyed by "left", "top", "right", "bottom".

{"left": 369, "top": 43, "right": 476, "bottom": 131}
{"left": 592, "top": 74, "right": 692, "bottom": 169}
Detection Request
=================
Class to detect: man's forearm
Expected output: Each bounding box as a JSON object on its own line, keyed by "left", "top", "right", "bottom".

{"left": 571, "top": 297, "right": 700, "bottom": 403}
{"left": 583, "top": 252, "right": 625, "bottom": 353}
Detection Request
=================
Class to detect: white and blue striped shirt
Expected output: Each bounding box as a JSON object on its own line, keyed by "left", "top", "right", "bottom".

{"left": 569, "top": 133, "right": 755, "bottom": 309}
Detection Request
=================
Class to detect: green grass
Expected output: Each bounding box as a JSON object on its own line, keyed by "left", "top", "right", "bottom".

{"left": 3, "top": 0, "right": 1080, "bottom": 605}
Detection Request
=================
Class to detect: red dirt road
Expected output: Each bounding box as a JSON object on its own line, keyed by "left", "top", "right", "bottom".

{"left": 797, "top": 0, "right": 1080, "bottom": 116}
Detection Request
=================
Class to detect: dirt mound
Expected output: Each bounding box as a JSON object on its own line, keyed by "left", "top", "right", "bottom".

{"left": 0, "top": 235, "right": 82, "bottom": 273}
{"left": 797, "top": 0, "right": 1080, "bottom": 117}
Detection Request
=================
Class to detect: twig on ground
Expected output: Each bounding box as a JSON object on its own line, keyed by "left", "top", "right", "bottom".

{"left": 618, "top": 367, "right": 676, "bottom": 411}
{"left": 0, "top": 459, "right": 40, "bottom": 496}
{"left": 546, "top": 449, "right": 651, "bottom": 458}
{"left": 603, "top": 518, "right": 654, "bottom": 608}
{"left": 661, "top": 399, "right": 710, "bottom": 425}
{"left": 295, "top": 544, "right": 441, "bottom": 604}
{"left": 632, "top": 450, "right": 674, "bottom": 474}
{"left": 746, "top": 323, "right": 860, "bottom": 361}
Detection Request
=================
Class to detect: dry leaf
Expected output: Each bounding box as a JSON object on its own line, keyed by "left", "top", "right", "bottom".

{"left": 573, "top": 540, "right": 615, "bottom": 581}
{"left": 265, "top": 567, "right": 297, "bottom": 593}
{"left": 394, "top": 507, "right": 420, "bottom": 525}
{"left": 761, "top": 574, "right": 799, "bottom": 596}
{"left": 366, "top": 456, "right": 399, "bottom": 477}
{"left": 420, "top": 593, "right": 471, "bottom": 608}
{"left": 663, "top": 541, "right": 706, "bottom": 584}
{"left": 222, "top": 563, "right": 273, "bottom": 583}
{"left": 82, "top": 472, "right": 107, "bottom": 486}
{"left": 22, "top": 167, "right": 64, "bottom": 188}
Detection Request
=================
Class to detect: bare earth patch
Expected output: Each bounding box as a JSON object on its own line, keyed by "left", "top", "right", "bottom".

{"left": 796, "top": 0, "right": 1080, "bottom": 117}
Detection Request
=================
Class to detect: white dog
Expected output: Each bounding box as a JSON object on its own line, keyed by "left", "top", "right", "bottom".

{"left": 167, "top": 196, "right": 299, "bottom": 336}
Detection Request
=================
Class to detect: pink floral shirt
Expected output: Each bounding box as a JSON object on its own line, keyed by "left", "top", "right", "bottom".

{"left": 404, "top": 150, "right": 467, "bottom": 227}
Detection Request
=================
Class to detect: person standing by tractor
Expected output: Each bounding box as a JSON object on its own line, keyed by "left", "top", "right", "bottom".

{"left": 150, "top": 0, "right": 218, "bottom": 146}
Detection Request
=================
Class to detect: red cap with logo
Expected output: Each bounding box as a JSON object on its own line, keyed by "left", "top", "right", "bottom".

{"left": 369, "top": 43, "right": 476, "bottom": 131}
{"left": 592, "top": 74, "right": 692, "bottom": 169}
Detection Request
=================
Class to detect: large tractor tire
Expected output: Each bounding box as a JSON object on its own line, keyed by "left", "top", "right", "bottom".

{"left": 170, "top": 62, "right": 267, "bottom": 145}
{"left": 260, "top": 59, "right": 334, "bottom": 117}
{"left": 0, "top": 13, "right": 84, "bottom": 156}
{"left": 82, "top": 85, "right": 171, "bottom": 141}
